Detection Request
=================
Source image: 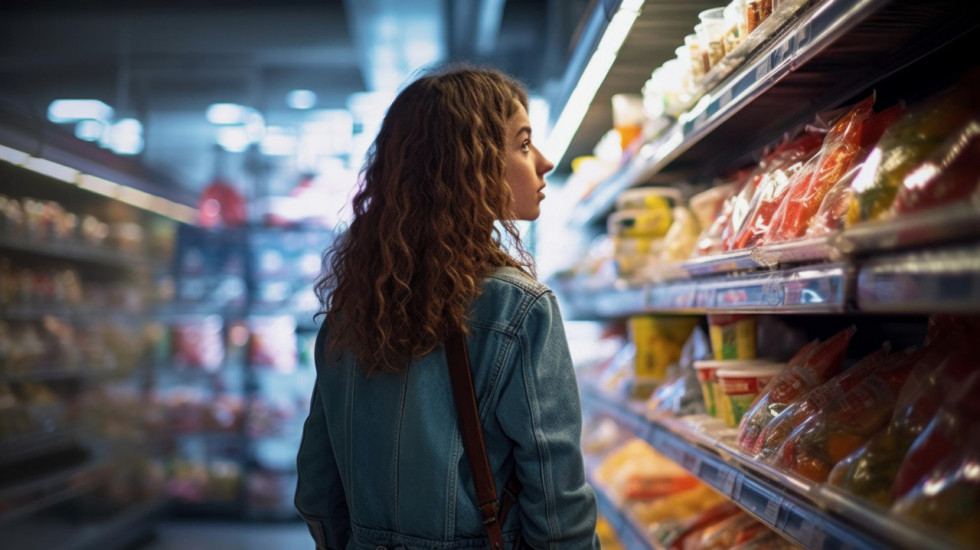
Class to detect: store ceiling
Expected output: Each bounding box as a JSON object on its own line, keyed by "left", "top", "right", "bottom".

{"left": 0, "top": 0, "right": 719, "bottom": 202}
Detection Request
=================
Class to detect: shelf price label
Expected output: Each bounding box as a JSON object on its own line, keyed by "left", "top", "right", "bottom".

{"left": 763, "top": 495, "right": 782, "bottom": 525}
{"left": 719, "top": 469, "right": 738, "bottom": 496}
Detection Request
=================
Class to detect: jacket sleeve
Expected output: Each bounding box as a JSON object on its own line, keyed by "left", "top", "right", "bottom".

{"left": 295, "top": 332, "right": 350, "bottom": 549}
{"left": 495, "top": 291, "right": 600, "bottom": 550}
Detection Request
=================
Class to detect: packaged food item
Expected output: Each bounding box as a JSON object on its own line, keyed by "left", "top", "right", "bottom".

{"left": 629, "top": 316, "right": 700, "bottom": 385}
{"left": 827, "top": 341, "right": 973, "bottom": 506}
{"left": 892, "top": 365, "right": 980, "bottom": 501}
{"left": 725, "top": 132, "right": 824, "bottom": 250}
{"left": 594, "top": 438, "right": 698, "bottom": 502}
{"left": 694, "top": 360, "right": 729, "bottom": 421}
{"left": 648, "top": 327, "right": 711, "bottom": 418}
{"left": 754, "top": 345, "right": 889, "bottom": 463}
{"left": 707, "top": 314, "right": 756, "bottom": 360}
{"left": 616, "top": 186, "right": 683, "bottom": 211}
{"left": 892, "top": 423, "right": 980, "bottom": 547}
{"left": 717, "top": 362, "right": 784, "bottom": 428}
{"left": 804, "top": 104, "right": 904, "bottom": 237}
{"left": 608, "top": 208, "right": 673, "bottom": 239}
{"left": 735, "top": 327, "right": 854, "bottom": 455}
{"left": 692, "top": 174, "right": 746, "bottom": 257}
{"left": 634, "top": 483, "right": 726, "bottom": 527}
{"left": 765, "top": 95, "right": 875, "bottom": 242}
{"left": 892, "top": 119, "right": 980, "bottom": 215}
{"left": 690, "top": 183, "right": 735, "bottom": 230}
{"left": 847, "top": 74, "right": 980, "bottom": 225}
{"left": 660, "top": 207, "right": 701, "bottom": 264}
{"left": 772, "top": 347, "right": 922, "bottom": 482}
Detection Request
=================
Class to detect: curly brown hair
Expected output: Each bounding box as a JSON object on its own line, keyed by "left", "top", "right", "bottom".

{"left": 315, "top": 65, "right": 535, "bottom": 374}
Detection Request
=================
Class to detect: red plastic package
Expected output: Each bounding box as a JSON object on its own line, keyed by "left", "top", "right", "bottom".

{"left": 735, "top": 327, "right": 854, "bottom": 456}
{"left": 724, "top": 133, "right": 824, "bottom": 250}
{"left": 765, "top": 95, "right": 875, "bottom": 242}
{"left": 892, "top": 367, "right": 980, "bottom": 501}
{"left": 892, "top": 118, "right": 980, "bottom": 215}
{"left": 693, "top": 174, "right": 749, "bottom": 257}
{"left": 754, "top": 345, "right": 890, "bottom": 463}
{"left": 804, "top": 105, "right": 904, "bottom": 238}
{"left": 827, "top": 340, "right": 972, "bottom": 505}
{"left": 772, "top": 348, "right": 922, "bottom": 482}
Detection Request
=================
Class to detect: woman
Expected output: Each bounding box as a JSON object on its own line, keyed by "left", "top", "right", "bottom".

{"left": 296, "top": 65, "right": 600, "bottom": 550}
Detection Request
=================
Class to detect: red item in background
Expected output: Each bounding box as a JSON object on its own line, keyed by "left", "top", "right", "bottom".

{"left": 892, "top": 119, "right": 980, "bottom": 214}
{"left": 198, "top": 178, "right": 247, "bottom": 227}
{"left": 766, "top": 95, "right": 876, "bottom": 242}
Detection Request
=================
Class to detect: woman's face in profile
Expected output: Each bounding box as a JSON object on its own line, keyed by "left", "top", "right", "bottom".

{"left": 503, "top": 101, "right": 555, "bottom": 221}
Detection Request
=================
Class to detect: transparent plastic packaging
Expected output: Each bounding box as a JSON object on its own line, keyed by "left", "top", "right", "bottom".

{"left": 804, "top": 104, "right": 904, "bottom": 237}
{"left": 892, "top": 422, "right": 980, "bottom": 547}
{"left": 846, "top": 73, "right": 980, "bottom": 226}
{"left": 771, "top": 347, "right": 923, "bottom": 482}
{"left": 735, "top": 327, "right": 853, "bottom": 456}
{"left": 724, "top": 132, "right": 824, "bottom": 251}
{"left": 892, "top": 118, "right": 980, "bottom": 215}
{"left": 765, "top": 95, "right": 875, "bottom": 243}
{"left": 828, "top": 340, "right": 974, "bottom": 506}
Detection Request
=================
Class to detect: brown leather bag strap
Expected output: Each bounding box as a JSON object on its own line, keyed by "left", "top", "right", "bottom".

{"left": 446, "top": 329, "right": 505, "bottom": 549}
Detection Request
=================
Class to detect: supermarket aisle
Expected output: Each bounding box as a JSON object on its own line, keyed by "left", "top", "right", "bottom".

{"left": 138, "top": 521, "right": 312, "bottom": 550}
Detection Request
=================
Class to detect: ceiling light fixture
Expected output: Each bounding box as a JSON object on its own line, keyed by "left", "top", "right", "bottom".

{"left": 206, "top": 103, "right": 249, "bottom": 125}
{"left": 286, "top": 89, "right": 317, "bottom": 110}
{"left": 47, "top": 99, "right": 114, "bottom": 123}
{"left": 75, "top": 120, "right": 105, "bottom": 142}
{"left": 542, "top": 0, "right": 645, "bottom": 168}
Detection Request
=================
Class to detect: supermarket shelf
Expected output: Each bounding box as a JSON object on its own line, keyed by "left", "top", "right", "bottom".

{"left": 0, "top": 234, "right": 156, "bottom": 271}
{"left": 580, "top": 386, "right": 969, "bottom": 550}
{"left": 0, "top": 430, "right": 77, "bottom": 467}
{"left": 857, "top": 244, "right": 980, "bottom": 313}
{"left": 694, "top": 263, "right": 848, "bottom": 313}
{"left": 559, "top": 263, "right": 848, "bottom": 319}
{"left": 571, "top": 0, "right": 973, "bottom": 225}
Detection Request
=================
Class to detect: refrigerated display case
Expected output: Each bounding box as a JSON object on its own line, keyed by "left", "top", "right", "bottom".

{"left": 551, "top": 0, "right": 980, "bottom": 548}
{"left": 163, "top": 224, "right": 330, "bottom": 520}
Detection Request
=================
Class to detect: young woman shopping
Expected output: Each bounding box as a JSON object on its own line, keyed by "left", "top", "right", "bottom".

{"left": 296, "top": 65, "right": 600, "bottom": 550}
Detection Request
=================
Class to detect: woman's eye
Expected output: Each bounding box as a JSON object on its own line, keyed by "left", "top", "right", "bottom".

{"left": 521, "top": 140, "right": 531, "bottom": 153}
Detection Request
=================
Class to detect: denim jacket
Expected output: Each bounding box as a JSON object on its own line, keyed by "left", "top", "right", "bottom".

{"left": 295, "top": 266, "right": 600, "bottom": 550}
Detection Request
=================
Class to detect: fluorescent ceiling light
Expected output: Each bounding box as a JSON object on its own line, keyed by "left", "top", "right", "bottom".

{"left": 23, "top": 157, "right": 80, "bottom": 183}
{"left": 217, "top": 126, "right": 250, "bottom": 153}
{"left": 77, "top": 174, "right": 121, "bottom": 197}
{"left": 47, "top": 99, "right": 114, "bottom": 123}
{"left": 75, "top": 120, "right": 105, "bottom": 141}
{"left": 286, "top": 89, "right": 317, "bottom": 110}
{"left": 542, "top": 1, "right": 644, "bottom": 167}
{"left": 207, "top": 103, "right": 249, "bottom": 125}
{"left": 261, "top": 128, "right": 298, "bottom": 156}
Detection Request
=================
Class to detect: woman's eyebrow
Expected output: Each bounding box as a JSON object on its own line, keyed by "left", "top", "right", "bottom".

{"left": 515, "top": 126, "right": 531, "bottom": 138}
